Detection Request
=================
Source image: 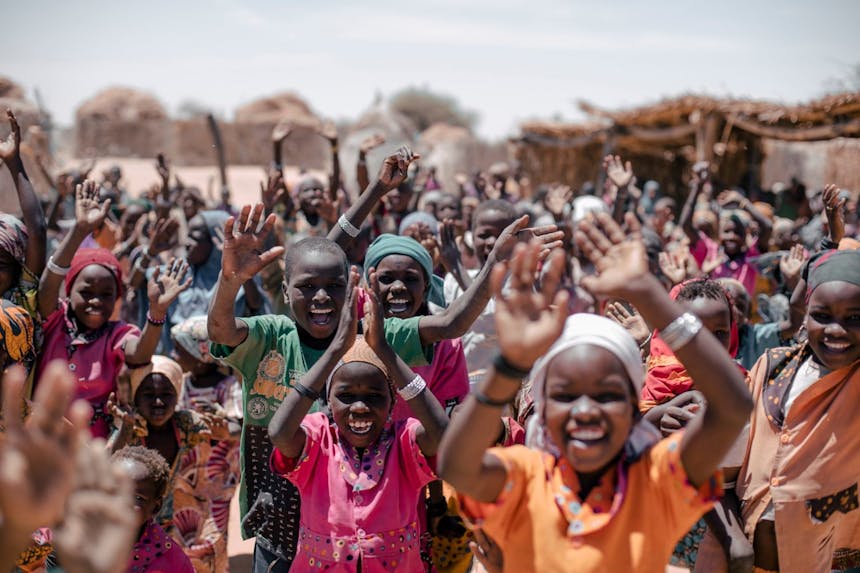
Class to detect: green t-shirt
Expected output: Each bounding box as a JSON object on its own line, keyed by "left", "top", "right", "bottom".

{"left": 210, "top": 313, "right": 429, "bottom": 558}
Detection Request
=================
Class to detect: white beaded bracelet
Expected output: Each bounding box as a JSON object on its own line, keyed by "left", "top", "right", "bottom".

{"left": 46, "top": 256, "right": 70, "bottom": 276}
{"left": 398, "top": 374, "right": 427, "bottom": 401}
{"left": 661, "top": 312, "right": 703, "bottom": 352}
{"left": 338, "top": 214, "right": 360, "bottom": 238}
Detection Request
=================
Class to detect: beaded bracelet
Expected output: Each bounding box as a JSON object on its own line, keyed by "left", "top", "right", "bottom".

{"left": 146, "top": 312, "right": 166, "bottom": 326}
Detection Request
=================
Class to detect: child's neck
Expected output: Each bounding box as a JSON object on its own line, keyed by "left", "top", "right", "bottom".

{"left": 297, "top": 325, "right": 334, "bottom": 350}
{"left": 574, "top": 457, "right": 620, "bottom": 501}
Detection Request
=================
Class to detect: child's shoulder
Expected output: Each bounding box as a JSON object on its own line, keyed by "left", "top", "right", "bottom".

{"left": 242, "top": 313, "right": 298, "bottom": 338}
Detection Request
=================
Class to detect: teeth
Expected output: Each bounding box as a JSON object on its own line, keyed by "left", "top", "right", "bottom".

{"left": 349, "top": 420, "right": 372, "bottom": 435}
{"left": 824, "top": 341, "right": 850, "bottom": 351}
{"left": 310, "top": 309, "right": 332, "bottom": 314}
{"left": 569, "top": 428, "right": 606, "bottom": 441}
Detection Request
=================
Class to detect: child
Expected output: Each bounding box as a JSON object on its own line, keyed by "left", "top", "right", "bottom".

{"left": 267, "top": 282, "right": 448, "bottom": 572}
{"left": 171, "top": 315, "right": 242, "bottom": 572}
{"left": 208, "top": 149, "right": 559, "bottom": 572}
{"left": 113, "top": 446, "right": 194, "bottom": 573}
{"left": 737, "top": 249, "right": 860, "bottom": 573}
{"left": 437, "top": 214, "right": 752, "bottom": 572}
{"left": 36, "top": 181, "right": 192, "bottom": 438}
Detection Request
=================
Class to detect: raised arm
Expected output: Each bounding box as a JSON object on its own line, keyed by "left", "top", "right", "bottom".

{"left": 356, "top": 134, "right": 385, "bottom": 194}
{"left": 822, "top": 183, "right": 846, "bottom": 245}
{"left": 576, "top": 212, "right": 752, "bottom": 487}
{"left": 268, "top": 270, "right": 359, "bottom": 458}
{"left": 366, "top": 271, "right": 448, "bottom": 456}
{"left": 438, "top": 219, "right": 473, "bottom": 291}
{"left": 272, "top": 122, "right": 291, "bottom": 169}
{"left": 416, "top": 217, "right": 564, "bottom": 346}
{"left": 207, "top": 204, "right": 284, "bottom": 348}
{"left": 328, "top": 146, "right": 419, "bottom": 249}
{"left": 680, "top": 161, "right": 709, "bottom": 244}
{"left": 0, "top": 110, "right": 47, "bottom": 277}
{"left": 37, "top": 180, "right": 110, "bottom": 318}
{"left": 124, "top": 258, "right": 192, "bottom": 366}
{"left": 318, "top": 121, "right": 341, "bottom": 201}
{"left": 604, "top": 155, "right": 635, "bottom": 225}
{"left": 777, "top": 243, "right": 807, "bottom": 340}
{"left": 437, "top": 244, "right": 569, "bottom": 501}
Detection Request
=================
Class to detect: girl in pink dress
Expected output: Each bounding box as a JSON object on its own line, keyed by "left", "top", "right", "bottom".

{"left": 267, "top": 281, "right": 449, "bottom": 572}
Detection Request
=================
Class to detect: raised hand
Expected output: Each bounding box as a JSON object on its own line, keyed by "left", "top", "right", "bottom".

{"left": 0, "top": 363, "right": 92, "bottom": 535}
{"left": 692, "top": 161, "right": 711, "bottom": 186}
{"left": 377, "top": 146, "right": 420, "bottom": 191}
{"left": 359, "top": 133, "right": 386, "bottom": 154}
{"left": 363, "top": 269, "right": 391, "bottom": 355}
{"left": 147, "top": 258, "right": 193, "bottom": 318}
{"left": 332, "top": 266, "right": 360, "bottom": 356}
{"left": 271, "top": 121, "right": 292, "bottom": 144}
{"left": 700, "top": 248, "right": 727, "bottom": 276}
{"left": 490, "top": 215, "right": 565, "bottom": 263}
{"left": 658, "top": 250, "right": 688, "bottom": 286}
{"left": 437, "top": 219, "right": 462, "bottom": 273}
{"left": 74, "top": 179, "right": 111, "bottom": 234}
{"left": 155, "top": 153, "right": 170, "bottom": 187}
{"left": 605, "top": 302, "right": 651, "bottom": 347}
{"left": 544, "top": 184, "right": 572, "bottom": 218}
{"left": 105, "top": 391, "right": 135, "bottom": 432}
{"left": 317, "top": 120, "right": 338, "bottom": 144}
{"left": 822, "top": 183, "right": 846, "bottom": 243}
{"left": 53, "top": 439, "right": 136, "bottom": 573}
{"left": 0, "top": 108, "right": 22, "bottom": 168}
{"left": 146, "top": 216, "right": 179, "bottom": 256}
{"left": 604, "top": 155, "right": 634, "bottom": 189}
{"left": 779, "top": 243, "right": 806, "bottom": 286}
{"left": 492, "top": 243, "right": 569, "bottom": 371}
{"left": 260, "top": 167, "right": 290, "bottom": 213}
{"left": 220, "top": 203, "right": 285, "bottom": 284}
{"left": 575, "top": 212, "right": 649, "bottom": 300}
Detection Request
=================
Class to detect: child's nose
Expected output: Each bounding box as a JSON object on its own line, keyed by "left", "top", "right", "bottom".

{"left": 569, "top": 396, "right": 600, "bottom": 418}
{"left": 351, "top": 400, "right": 370, "bottom": 412}
{"left": 312, "top": 288, "right": 329, "bottom": 302}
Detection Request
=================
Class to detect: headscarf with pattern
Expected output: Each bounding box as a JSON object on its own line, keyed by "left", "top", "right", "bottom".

{"left": 0, "top": 299, "right": 34, "bottom": 363}
{"left": 0, "top": 214, "right": 28, "bottom": 268}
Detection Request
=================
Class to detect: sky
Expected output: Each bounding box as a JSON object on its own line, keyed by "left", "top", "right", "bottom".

{"left": 2, "top": 0, "right": 859, "bottom": 140}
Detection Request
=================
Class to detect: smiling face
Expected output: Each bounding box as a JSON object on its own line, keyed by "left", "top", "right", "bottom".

{"left": 806, "top": 281, "right": 860, "bottom": 371}
{"left": 284, "top": 250, "right": 348, "bottom": 340}
{"left": 472, "top": 210, "right": 513, "bottom": 266}
{"left": 118, "top": 459, "right": 162, "bottom": 528}
{"left": 682, "top": 296, "right": 733, "bottom": 352}
{"left": 185, "top": 215, "right": 213, "bottom": 267}
{"left": 0, "top": 248, "right": 21, "bottom": 296}
{"left": 69, "top": 265, "right": 118, "bottom": 331}
{"left": 134, "top": 374, "right": 178, "bottom": 429}
{"left": 375, "top": 254, "right": 427, "bottom": 319}
{"left": 385, "top": 183, "right": 413, "bottom": 214}
{"left": 328, "top": 362, "right": 392, "bottom": 448}
{"left": 544, "top": 345, "right": 635, "bottom": 476}
{"left": 719, "top": 218, "right": 745, "bottom": 257}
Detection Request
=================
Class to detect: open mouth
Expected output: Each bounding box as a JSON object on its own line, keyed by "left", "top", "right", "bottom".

{"left": 348, "top": 419, "right": 373, "bottom": 435}
{"left": 822, "top": 339, "right": 851, "bottom": 354}
{"left": 387, "top": 298, "right": 411, "bottom": 315}
{"left": 309, "top": 308, "right": 334, "bottom": 326}
{"left": 567, "top": 426, "right": 607, "bottom": 448}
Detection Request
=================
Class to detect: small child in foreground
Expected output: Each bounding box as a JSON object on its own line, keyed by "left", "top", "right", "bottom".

{"left": 267, "top": 283, "right": 449, "bottom": 572}
{"left": 112, "top": 445, "right": 193, "bottom": 573}
{"left": 438, "top": 214, "right": 752, "bottom": 572}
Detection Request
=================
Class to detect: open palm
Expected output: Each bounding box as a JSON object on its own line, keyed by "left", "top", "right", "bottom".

{"left": 576, "top": 212, "right": 649, "bottom": 299}
{"left": 0, "top": 109, "right": 21, "bottom": 165}
{"left": 148, "top": 258, "right": 193, "bottom": 314}
{"left": 221, "top": 203, "right": 285, "bottom": 283}
{"left": 75, "top": 180, "right": 111, "bottom": 233}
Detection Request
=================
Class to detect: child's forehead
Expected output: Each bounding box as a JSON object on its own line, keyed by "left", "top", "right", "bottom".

{"left": 331, "top": 362, "right": 389, "bottom": 387}
{"left": 475, "top": 209, "right": 513, "bottom": 227}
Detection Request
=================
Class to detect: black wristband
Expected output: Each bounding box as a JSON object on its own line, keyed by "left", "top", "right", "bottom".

{"left": 493, "top": 353, "right": 531, "bottom": 380}
{"left": 425, "top": 498, "right": 448, "bottom": 518}
{"left": 293, "top": 383, "right": 321, "bottom": 401}
{"left": 473, "top": 391, "right": 517, "bottom": 408}
{"left": 821, "top": 237, "right": 839, "bottom": 251}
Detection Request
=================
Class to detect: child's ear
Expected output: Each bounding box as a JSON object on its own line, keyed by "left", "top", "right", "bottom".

{"left": 153, "top": 498, "right": 163, "bottom": 516}
{"left": 282, "top": 281, "right": 289, "bottom": 304}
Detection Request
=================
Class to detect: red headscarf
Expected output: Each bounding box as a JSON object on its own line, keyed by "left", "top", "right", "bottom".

{"left": 65, "top": 248, "right": 124, "bottom": 297}
{"left": 640, "top": 279, "right": 741, "bottom": 411}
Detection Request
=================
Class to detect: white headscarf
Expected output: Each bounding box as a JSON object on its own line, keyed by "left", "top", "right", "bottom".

{"left": 527, "top": 313, "right": 657, "bottom": 457}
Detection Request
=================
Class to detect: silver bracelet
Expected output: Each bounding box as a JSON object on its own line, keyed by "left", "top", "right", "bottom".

{"left": 398, "top": 374, "right": 427, "bottom": 401}
{"left": 661, "top": 312, "right": 703, "bottom": 352}
{"left": 46, "top": 256, "right": 70, "bottom": 276}
{"left": 337, "top": 214, "right": 360, "bottom": 238}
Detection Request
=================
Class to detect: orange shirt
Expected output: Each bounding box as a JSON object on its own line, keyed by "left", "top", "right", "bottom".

{"left": 458, "top": 432, "right": 720, "bottom": 573}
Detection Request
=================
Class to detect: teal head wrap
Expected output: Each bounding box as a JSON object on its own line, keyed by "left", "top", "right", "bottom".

{"left": 363, "top": 234, "right": 447, "bottom": 309}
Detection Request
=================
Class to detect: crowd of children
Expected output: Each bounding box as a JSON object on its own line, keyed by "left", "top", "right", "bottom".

{"left": 0, "top": 103, "right": 859, "bottom": 573}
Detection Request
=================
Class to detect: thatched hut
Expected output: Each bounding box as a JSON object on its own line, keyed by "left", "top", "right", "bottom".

{"left": 515, "top": 92, "right": 860, "bottom": 196}
{"left": 75, "top": 87, "right": 169, "bottom": 158}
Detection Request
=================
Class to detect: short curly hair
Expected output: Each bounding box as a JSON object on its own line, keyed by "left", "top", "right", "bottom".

{"left": 112, "top": 445, "right": 171, "bottom": 498}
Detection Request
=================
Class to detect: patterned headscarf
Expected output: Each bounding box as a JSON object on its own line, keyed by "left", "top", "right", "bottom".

{"left": 170, "top": 315, "right": 214, "bottom": 364}
{"left": 804, "top": 249, "right": 860, "bottom": 302}
{"left": 0, "top": 299, "right": 34, "bottom": 363}
{"left": 130, "top": 356, "right": 184, "bottom": 400}
{"left": 326, "top": 336, "right": 391, "bottom": 399}
{"left": 0, "top": 214, "right": 28, "bottom": 268}
{"left": 65, "top": 248, "right": 124, "bottom": 297}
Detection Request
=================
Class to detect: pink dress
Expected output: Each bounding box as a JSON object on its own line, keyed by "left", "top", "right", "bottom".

{"left": 38, "top": 300, "right": 140, "bottom": 438}
{"left": 270, "top": 412, "right": 436, "bottom": 572}
{"left": 126, "top": 519, "right": 194, "bottom": 573}
{"left": 690, "top": 232, "right": 759, "bottom": 294}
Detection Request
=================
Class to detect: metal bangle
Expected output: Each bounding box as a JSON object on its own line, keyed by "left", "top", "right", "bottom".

{"left": 398, "top": 374, "right": 427, "bottom": 401}
{"left": 660, "top": 312, "right": 703, "bottom": 352}
{"left": 337, "top": 214, "right": 360, "bottom": 238}
{"left": 46, "top": 256, "right": 70, "bottom": 276}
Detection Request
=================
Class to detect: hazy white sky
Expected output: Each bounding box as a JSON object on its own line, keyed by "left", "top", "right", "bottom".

{"left": 3, "top": 0, "right": 859, "bottom": 139}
